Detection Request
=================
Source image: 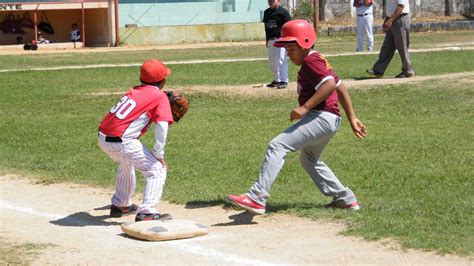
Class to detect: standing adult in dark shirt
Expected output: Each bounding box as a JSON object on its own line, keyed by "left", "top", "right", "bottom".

{"left": 263, "top": 0, "right": 291, "bottom": 89}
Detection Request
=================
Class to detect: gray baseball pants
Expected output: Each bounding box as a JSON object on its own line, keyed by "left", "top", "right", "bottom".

{"left": 373, "top": 14, "right": 413, "bottom": 74}
{"left": 247, "top": 110, "right": 357, "bottom": 206}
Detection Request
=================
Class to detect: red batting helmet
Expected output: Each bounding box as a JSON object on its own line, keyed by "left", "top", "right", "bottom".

{"left": 273, "top": 20, "right": 317, "bottom": 49}
{"left": 140, "top": 59, "right": 171, "bottom": 84}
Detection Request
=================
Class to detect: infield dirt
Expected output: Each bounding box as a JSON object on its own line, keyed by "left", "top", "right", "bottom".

{"left": 1, "top": 175, "right": 472, "bottom": 265}
{"left": 90, "top": 71, "right": 474, "bottom": 98}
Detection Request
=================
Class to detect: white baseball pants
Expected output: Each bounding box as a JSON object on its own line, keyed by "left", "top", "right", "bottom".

{"left": 268, "top": 39, "right": 289, "bottom": 83}
{"left": 98, "top": 132, "right": 167, "bottom": 214}
{"left": 356, "top": 14, "right": 374, "bottom": 51}
{"left": 247, "top": 110, "right": 357, "bottom": 206}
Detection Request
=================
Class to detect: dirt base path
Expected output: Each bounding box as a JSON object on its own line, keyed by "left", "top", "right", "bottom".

{"left": 176, "top": 71, "right": 474, "bottom": 97}
{"left": 0, "top": 175, "right": 471, "bottom": 265}
{"left": 89, "top": 72, "right": 474, "bottom": 99}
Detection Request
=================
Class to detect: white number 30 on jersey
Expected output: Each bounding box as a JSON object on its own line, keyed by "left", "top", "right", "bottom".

{"left": 110, "top": 96, "right": 137, "bottom": 119}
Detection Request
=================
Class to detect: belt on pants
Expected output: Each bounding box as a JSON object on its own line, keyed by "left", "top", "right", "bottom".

{"left": 105, "top": 136, "right": 122, "bottom": 142}
{"left": 388, "top": 13, "right": 408, "bottom": 19}
{"left": 357, "top": 13, "right": 371, "bottom": 16}
{"left": 98, "top": 131, "right": 123, "bottom": 142}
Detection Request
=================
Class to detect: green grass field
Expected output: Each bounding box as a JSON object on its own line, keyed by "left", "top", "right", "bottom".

{"left": 0, "top": 30, "right": 472, "bottom": 70}
{"left": 0, "top": 30, "right": 473, "bottom": 256}
{"left": 0, "top": 238, "right": 54, "bottom": 265}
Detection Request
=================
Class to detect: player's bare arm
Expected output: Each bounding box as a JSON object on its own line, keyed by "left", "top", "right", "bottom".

{"left": 383, "top": 4, "right": 404, "bottom": 32}
{"left": 290, "top": 79, "right": 337, "bottom": 121}
{"left": 336, "top": 83, "right": 367, "bottom": 139}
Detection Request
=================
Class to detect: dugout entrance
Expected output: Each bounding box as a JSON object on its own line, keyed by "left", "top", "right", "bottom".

{"left": 0, "top": 0, "right": 117, "bottom": 48}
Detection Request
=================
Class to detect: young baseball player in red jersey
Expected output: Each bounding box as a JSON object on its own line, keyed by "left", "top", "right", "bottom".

{"left": 98, "top": 59, "right": 178, "bottom": 222}
{"left": 226, "top": 20, "right": 367, "bottom": 215}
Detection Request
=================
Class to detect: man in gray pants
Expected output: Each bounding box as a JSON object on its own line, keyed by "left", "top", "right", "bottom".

{"left": 367, "top": 0, "right": 415, "bottom": 78}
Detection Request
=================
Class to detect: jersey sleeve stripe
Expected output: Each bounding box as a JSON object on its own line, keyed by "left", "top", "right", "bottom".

{"left": 314, "top": 76, "right": 335, "bottom": 91}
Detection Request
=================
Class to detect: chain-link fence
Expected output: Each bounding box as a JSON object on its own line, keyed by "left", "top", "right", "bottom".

{"left": 119, "top": 0, "right": 267, "bottom": 27}
{"left": 118, "top": 0, "right": 268, "bottom": 45}
{"left": 119, "top": 21, "right": 265, "bottom": 45}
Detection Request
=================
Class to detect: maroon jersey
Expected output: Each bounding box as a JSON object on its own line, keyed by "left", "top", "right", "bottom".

{"left": 297, "top": 51, "right": 341, "bottom": 117}
{"left": 99, "top": 85, "right": 173, "bottom": 138}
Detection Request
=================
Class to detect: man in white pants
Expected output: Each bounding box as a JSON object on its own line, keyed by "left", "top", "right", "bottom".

{"left": 263, "top": 0, "right": 291, "bottom": 89}
{"left": 354, "top": 0, "right": 374, "bottom": 52}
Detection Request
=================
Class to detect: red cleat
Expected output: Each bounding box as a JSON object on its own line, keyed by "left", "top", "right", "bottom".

{"left": 226, "top": 194, "right": 266, "bottom": 215}
{"left": 325, "top": 201, "right": 360, "bottom": 211}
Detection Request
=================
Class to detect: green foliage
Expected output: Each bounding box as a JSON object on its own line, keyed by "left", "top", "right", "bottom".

{"left": 292, "top": 0, "right": 314, "bottom": 22}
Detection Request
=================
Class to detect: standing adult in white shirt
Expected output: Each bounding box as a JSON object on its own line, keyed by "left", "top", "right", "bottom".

{"left": 367, "top": 0, "right": 415, "bottom": 78}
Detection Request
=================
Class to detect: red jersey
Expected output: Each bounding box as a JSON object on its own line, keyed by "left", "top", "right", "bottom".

{"left": 99, "top": 85, "right": 173, "bottom": 138}
{"left": 297, "top": 51, "right": 341, "bottom": 117}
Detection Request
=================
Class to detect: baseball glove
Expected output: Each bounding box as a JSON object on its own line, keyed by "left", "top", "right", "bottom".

{"left": 165, "top": 91, "right": 189, "bottom": 122}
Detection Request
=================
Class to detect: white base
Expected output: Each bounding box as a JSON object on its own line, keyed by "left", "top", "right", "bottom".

{"left": 121, "top": 219, "right": 209, "bottom": 241}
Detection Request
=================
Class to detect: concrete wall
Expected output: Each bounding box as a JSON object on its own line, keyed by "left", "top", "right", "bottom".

{"left": 85, "top": 8, "right": 110, "bottom": 46}
{"left": 320, "top": 0, "right": 351, "bottom": 21}
{"left": 115, "top": 0, "right": 466, "bottom": 45}
{"left": 315, "top": 0, "right": 467, "bottom": 20}
{"left": 463, "top": 0, "right": 474, "bottom": 18}
{"left": 421, "top": 0, "right": 446, "bottom": 16}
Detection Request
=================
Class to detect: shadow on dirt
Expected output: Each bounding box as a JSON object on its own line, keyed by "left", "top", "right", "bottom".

{"left": 50, "top": 205, "right": 122, "bottom": 227}
{"left": 353, "top": 76, "right": 378, "bottom": 80}
{"left": 93, "top": 205, "right": 111, "bottom": 211}
{"left": 185, "top": 199, "right": 259, "bottom": 226}
{"left": 184, "top": 199, "right": 225, "bottom": 209}
{"left": 267, "top": 202, "right": 325, "bottom": 213}
{"left": 212, "top": 211, "right": 258, "bottom": 226}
